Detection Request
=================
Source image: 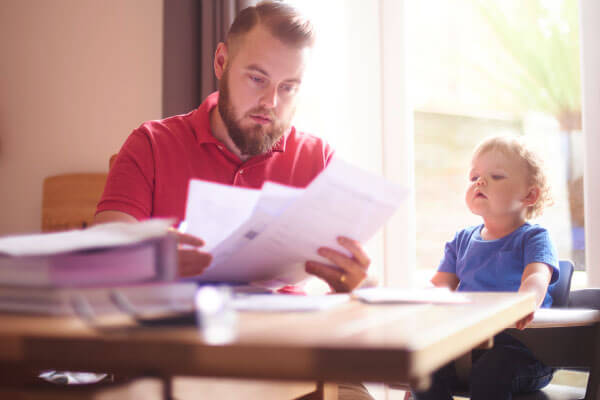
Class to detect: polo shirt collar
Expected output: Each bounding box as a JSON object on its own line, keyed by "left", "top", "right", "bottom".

{"left": 193, "top": 91, "right": 289, "bottom": 153}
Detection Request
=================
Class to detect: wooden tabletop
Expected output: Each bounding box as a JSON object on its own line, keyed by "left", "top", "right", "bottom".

{"left": 0, "top": 292, "right": 535, "bottom": 385}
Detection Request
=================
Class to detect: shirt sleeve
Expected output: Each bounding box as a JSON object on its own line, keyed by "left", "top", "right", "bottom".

{"left": 437, "top": 232, "right": 459, "bottom": 274}
{"left": 95, "top": 129, "right": 155, "bottom": 220}
{"left": 524, "top": 227, "right": 560, "bottom": 284}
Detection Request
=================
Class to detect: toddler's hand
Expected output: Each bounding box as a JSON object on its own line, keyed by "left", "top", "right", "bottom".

{"left": 515, "top": 312, "right": 535, "bottom": 330}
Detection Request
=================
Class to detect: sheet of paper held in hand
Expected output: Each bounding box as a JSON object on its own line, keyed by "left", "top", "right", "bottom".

{"left": 183, "top": 157, "right": 408, "bottom": 287}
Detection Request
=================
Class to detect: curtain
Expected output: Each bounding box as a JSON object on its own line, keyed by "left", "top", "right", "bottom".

{"left": 162, "top": 0, "right": 200, "bottom": 117}
{"left": 162, "top": 0, "right": 256, "bottom": 117}
{"left": 200, "top": 0, "right": 257, "bottom": 100}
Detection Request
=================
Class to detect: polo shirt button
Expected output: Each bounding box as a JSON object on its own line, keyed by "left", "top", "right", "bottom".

{"left": 239, "top": 169, "right": 244, "bottom": 175}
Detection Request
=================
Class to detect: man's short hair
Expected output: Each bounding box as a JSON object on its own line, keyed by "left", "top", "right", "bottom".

{"left": 227, "top": 1, "right": 315, "bottom": 50}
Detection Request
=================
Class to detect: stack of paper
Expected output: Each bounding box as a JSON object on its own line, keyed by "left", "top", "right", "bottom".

{"left": 0, "top": 219, "right": 176, "bottom": 287}
{"left": 183, "top": 157, "right": 408, "bottom": 285}
{"left": 0, "top": 281, "right": 197, "bottom": 316}
{"left": 354, "top": 287, "right": 471, "bottom": 304}
{"left": 0, "top": 219, "right": 182, "bottom": 316}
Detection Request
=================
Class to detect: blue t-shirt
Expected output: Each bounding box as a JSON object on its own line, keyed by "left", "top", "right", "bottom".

{"left": 438, "top": 223, "right": 559, "bottom": 307}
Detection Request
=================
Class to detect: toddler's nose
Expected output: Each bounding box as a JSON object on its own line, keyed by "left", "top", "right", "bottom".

{"left": 476, "top": 178, "right": 486, "bottom": 186}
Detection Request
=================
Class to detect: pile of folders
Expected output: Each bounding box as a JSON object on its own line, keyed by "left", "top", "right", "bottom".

{"left": 0, "top": 219, "right": 196, "bottom": 317}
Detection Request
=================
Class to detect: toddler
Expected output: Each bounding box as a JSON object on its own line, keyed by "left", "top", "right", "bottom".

{"left": 413, "top": 135, "right": 559, "bottom": 400}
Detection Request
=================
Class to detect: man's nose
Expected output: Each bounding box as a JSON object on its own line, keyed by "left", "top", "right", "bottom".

{"left": 260, "top": 85, "right": 278, "bottom": 109}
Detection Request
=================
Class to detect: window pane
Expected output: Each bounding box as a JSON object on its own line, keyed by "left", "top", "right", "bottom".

{"left": 409, "top": 0, "right": 584, "bottom": 275}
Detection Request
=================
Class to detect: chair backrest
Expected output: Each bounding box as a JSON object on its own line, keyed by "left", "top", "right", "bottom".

{"left": 548, "top": 260, "right": 574, "bottom": 308}
{"left": 109, "top": 153, "right": 118, "bottom": 169}
{"left": 568, "top": 289, "right": 600, "bottom": 309}
{"left": 41, "top": 173, "right": 108, "bottom": 232}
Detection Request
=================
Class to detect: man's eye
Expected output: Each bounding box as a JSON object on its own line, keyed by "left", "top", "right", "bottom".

{"left": 280, "top": 84, "right": 297, "bottom": 94}
{"left": 249, "top": 75, "right": 265, "bottom": 84}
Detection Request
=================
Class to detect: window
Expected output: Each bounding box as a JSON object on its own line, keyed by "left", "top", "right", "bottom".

{"left": 286, "top": 0, "right": 386, "bottom": 291}
{"left": 408, "top": 0, "right": 585, "bottom": 282}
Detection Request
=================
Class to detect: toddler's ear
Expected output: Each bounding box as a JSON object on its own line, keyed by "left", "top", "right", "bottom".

{"left": 523, "top": 186, "right": 541, "bottom": 206}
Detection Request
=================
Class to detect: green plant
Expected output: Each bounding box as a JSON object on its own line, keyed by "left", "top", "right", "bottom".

{"left": 474, "top": 0, "right": 581, "bottom": 131}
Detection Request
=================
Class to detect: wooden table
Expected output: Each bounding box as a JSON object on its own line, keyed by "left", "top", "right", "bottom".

{"left": 0, "top": 292, "right": 535, "bottom": 399}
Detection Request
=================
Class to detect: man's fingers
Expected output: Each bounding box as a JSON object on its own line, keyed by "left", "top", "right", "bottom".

{"left": 337, "top": 237, "right": 370, "bottom": 269}
{"left": 305, "top": 261, "right": 348, "bottom": 292}
{"left": 178, "top": 248, "right": 212, "bottom": 278}
{"left": 170, "top": 229, "right": 205, "bottom": 247}
{"left": 317, "top": 246, "right": 368, "bottom": 278}
{"left": 305, "top": 261, "right": 367, "bottom": 293}
{"left": 306, "top": 237, "right": 370, "bottom": 292}
{"left": 318, "top": 248, "right": 355, "bottom": 271}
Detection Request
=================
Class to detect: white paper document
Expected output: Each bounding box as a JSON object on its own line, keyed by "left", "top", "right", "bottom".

{"left": 0, "top": 219, "right": 173, "bottom": 257}
{"left": 354, "top": 287, "right": 471, "bottom": 304}
{"left": 183, "top": 181, "right": 262, "bottom": 251}
{"left": 231, "top": 294, "right": 350, "bottom": 312}
{"left": 0, "top": 281, "right": 197, "bottom": 316}
{"left": 0, "top": 219, "right": 177, "bottom": 287}
{"left": 183, "top": 157, "right": 408, "bottom": 285}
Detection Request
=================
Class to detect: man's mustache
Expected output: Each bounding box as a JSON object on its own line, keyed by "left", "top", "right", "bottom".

{"left": 245, "top": 108, "right": 276, "bottom": 120}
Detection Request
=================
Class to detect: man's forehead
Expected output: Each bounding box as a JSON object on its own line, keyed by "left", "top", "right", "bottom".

{"left": 228, "top": 24, "right": 311, "bottom": 80}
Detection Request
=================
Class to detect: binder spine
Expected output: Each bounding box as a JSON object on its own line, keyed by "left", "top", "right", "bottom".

{"left": 155, "top": 234, "right": 178, "bottom": 281}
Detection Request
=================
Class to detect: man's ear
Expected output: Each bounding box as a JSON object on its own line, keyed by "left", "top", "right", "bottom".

{"left": 214, "top": 42, "right": 228, "bottom": 80}
{"left": 523, "top": 186, "right": 541, "bottom": 206}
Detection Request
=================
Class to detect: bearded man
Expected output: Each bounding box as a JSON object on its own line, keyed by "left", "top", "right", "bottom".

{"left": 95, "top": 1, "right": 371, "bottom": 294}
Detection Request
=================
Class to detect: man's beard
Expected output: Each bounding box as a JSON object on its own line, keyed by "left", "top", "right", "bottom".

{"left": 218, "top": 71, "right": 291, "bottom": 156}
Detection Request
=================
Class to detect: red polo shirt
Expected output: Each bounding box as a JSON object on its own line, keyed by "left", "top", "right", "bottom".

{"left": 96, "top": 92, "right": 334, "bottom": 225}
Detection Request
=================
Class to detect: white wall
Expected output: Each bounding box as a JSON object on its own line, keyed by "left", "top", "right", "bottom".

{"left": 0, "top": 0, "right": 163, "bottom": 235}
{"left": 381, "top": 0, "right": 415, "bottom": 288}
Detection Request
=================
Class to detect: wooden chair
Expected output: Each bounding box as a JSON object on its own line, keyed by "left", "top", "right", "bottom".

{"left": 41, "top": 155, "right": 117, "bottom": 233}
{"left": 41, "top": 173, "right": 108, "bottom": 232}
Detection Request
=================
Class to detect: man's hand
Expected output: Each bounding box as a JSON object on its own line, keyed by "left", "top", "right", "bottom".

{"left": 95, "top": 212, "right": 213, "bottom": 278}
{"left": 305, "top": 236, "right": 370, "bottom": 293}
{"left": 170, "top": 229, "right": 213, "bottom": 278}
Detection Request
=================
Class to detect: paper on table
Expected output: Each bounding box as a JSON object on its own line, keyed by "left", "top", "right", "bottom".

{"left": 0, "top": 219, "right": 174, "bottom": 257}
{"left": 194, "top": 158, "right": 408, "bottom": 284}
{"left": 231, "top": 294, "right": 350, "bottom": 312}
{"left": 354, "top": 287, "right": 471, "bottom": 304}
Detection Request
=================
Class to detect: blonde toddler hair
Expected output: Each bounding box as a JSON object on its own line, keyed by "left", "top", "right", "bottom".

{"left": 472, "top": 135, "right": 553, "bottom": 219}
